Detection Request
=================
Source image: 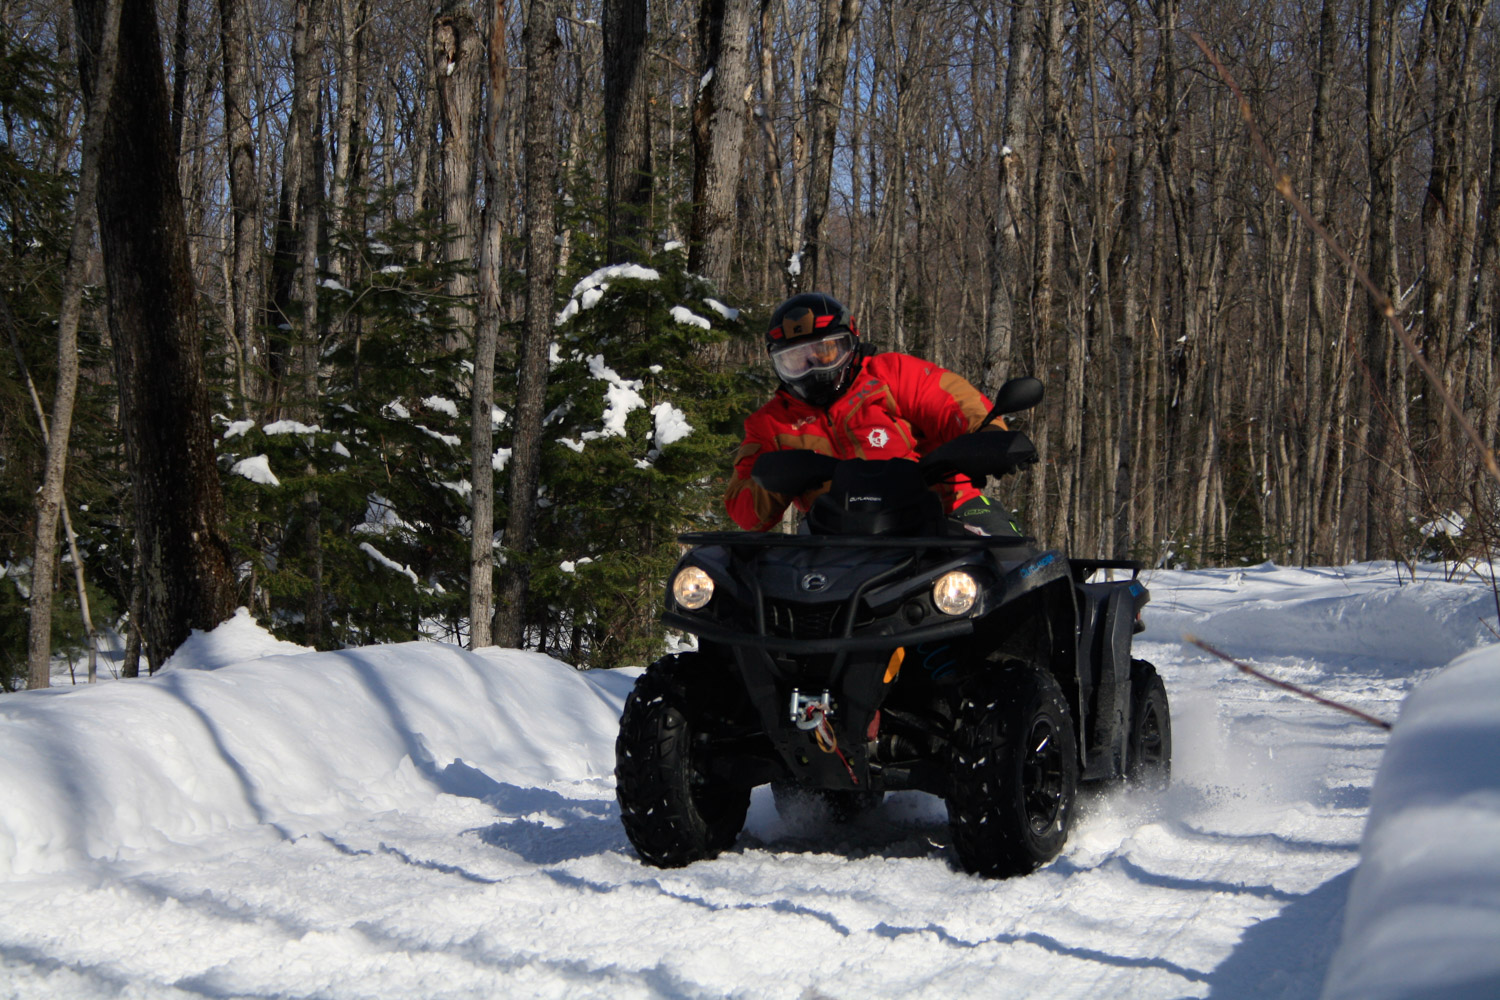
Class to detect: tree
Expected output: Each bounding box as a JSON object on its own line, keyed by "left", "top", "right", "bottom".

{"left": 218, "top": 0, "right": 260, "bottom": 412}
{"left": 689, "top": 0, "right": 752, "bottom": 289}
{"left": 603, "top": 0, "right": 651, "bottom": 263}
{"left": 434, "top": 0, "right": 481, "bottom": 350}
{"left": 17, "top": 0, "right": 118, "bottom": 689}
{"left": 469, "top": 0, "right": 509, "bottom": 648}
{"left": 74, "top": 0, "right": 236, "bottom": 669}
{"left": 796, "top": 0, "right": 861, "bottom": 292}
{"left": 496, "top": 0, "right": 562, "bottom": 649}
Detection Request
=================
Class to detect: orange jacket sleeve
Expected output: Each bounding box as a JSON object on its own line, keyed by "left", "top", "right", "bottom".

{"left": 725, "top": 401, "right": 808, "bottom": 531}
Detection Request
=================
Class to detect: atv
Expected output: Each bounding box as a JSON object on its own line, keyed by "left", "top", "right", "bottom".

{"left": 614, "top": 377, "right": 1171, "bottom": 878}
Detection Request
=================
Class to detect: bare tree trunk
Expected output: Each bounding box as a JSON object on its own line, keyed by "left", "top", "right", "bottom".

{"left": 1474, "top": 91, "right": 1500, "bottom": 454}
{"left": 219, "top": 0, "right": 261, "bottom": 414}
{"left": 604, "top": 0, "right": 651, "bottom": 262}
{"left": 291, "top": 0, "right": 327, "bottom": 643}
{"left": 1111, "top": 0, "right": 1147, "bottom": 559}
{"left": 19, "top": 0, "right": 121, "bottom": 689}
{"left": 1033, "top": 0, "right": 1063, "bottom": 541}
{"left": 470, "top": 0, "right": 509, "bottom": 649}
{"left": 756, "top": 0, "right": 793, "bottom": 290}
{"left": 797, "top": 0, "right": 861, "bottom": 292}
{"left": 496, "top": 0, "right": 561, "bottom": 649}
{"left": 412, "top": 16, "right": 440, "bottom": 255}
{"left": 76, "top": 0, "right": 237, "bottom": 668}
{"left": 5, "top": 315, "right": 103, "bottom": 683}
{"left": 982, "top": 0, "right": 1033, "bottom": 397}
{"left": 330, "top": 0, "right": 367, "bottom": 238}
{"left": 435, "top": 1, "right": 480, "bottom": 349}
{"left": 689, "top": 0, "right": 752, "bottom": 289}
{"left": 1304, "top": 0, "right": 1339, "bottom": 562}
{"left": 168, "top": 0, "right": 189, "bottom": 156}
{"left": 1364, "top": 0, "right": 1398, "bottom": 559}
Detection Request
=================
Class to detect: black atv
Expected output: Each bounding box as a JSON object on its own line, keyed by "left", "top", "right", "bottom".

{"left": 614, "top": 377, "right": 1171, "bottom": 878}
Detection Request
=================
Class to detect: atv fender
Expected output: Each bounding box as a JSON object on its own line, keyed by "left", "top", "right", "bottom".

{"left": 1075, "top": 578, "right": 1149, "bottom": 780}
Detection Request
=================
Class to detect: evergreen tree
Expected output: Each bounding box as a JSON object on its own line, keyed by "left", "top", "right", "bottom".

{"left": 510, "top": 243, "right": 759, "bottom": 667}
{"left": 218, "top": 212, "right": 473, "bottom": 648}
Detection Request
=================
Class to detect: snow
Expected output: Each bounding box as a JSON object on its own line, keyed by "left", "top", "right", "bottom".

{"left": 230, "top": 454, "right": 280, "bottom": 486}
{"left": 1418, "top": 511, "right": 1466, "bottom": 538}
{"left": 556, "top": 263, "right": 661, "bottom": 326}
{"left": 704, "top": 297, "right": 741, "bottom": 321}
{"left": 650, "top": 401, "right": 693, "bottom": 448}
{"left": 415, "top": 424, "right": 462, "bottom": 447}
{"left": 221, "top": 419, "right": 255, "bottom": 440}
{"left": 669, "top": 305, "right": 712, "bottom": 330}
{"left": 262, "top": 420, "right": 322, "bottom": 436}
{"left": 358, "top": 541, "right": 420, "bottom": 585}
{"left": 0, "top": 562, "right": 1495, "bottom": 998}
{"left": 422, "top": 395, "right": 461, "bottom": 419}
{"left": 1321, "top": 642, "right": 1500, "bottom": 1000}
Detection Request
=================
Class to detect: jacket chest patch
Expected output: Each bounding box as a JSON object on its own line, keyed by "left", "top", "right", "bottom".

{"left": 866, "top": 427, "right": 890, "bottom": 449}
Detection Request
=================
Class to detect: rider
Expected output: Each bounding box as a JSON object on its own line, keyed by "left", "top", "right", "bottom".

{"left": 725, "top": 292, "right": 1020, "bottom": 536}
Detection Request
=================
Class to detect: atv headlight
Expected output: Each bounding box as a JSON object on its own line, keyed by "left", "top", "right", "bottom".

{"left": 933, "top": 571, "right": 979, "bottom": 616}
{"left": 672, "top": 566, "right": 715, "bottom": 610}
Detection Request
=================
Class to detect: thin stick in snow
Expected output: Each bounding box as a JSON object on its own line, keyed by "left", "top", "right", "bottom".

{"left": 1185, "top": 634, "right": 1393, "bottom": 731}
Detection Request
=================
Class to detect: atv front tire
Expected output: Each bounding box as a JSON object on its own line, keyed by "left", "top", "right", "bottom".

{"left": 1125, "top": 659, "right": 1172, "bottom": 790}
{"left": 947, "top": 664, "right": 1078, "bottom": 878}
{"left": 615, "top": 655, "right": 750, "bottom": 868}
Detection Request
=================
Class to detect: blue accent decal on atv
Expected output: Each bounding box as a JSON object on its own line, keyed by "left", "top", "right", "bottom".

{"left": 1129, "top": 582, "right": 1143, "bottom": 596}
{"left": 916, "top": 642, "right": 957, "bottom": 681}
{"left": 1019, "top": 552, "right": 1056, "bottom": 579}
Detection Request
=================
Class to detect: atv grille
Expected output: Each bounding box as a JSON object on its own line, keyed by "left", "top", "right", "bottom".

{"left": 764, "top": 599, "right": 846, "bottom": 640}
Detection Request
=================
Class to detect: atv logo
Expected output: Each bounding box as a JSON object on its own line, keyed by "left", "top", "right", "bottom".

{"left": 800, "top": 573, "right": 830, "bottom": 592}
{"left": 866, "top": 427, "right": 890, "bottom": 448}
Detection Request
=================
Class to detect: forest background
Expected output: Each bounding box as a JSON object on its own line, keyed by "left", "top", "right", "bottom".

{"left": 2, "top": 0, "right": 1498, "bottom": 691}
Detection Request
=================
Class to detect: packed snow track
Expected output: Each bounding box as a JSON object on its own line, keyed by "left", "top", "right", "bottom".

{"left": 1, "top": 563, "right": 1494, "bottom": 999}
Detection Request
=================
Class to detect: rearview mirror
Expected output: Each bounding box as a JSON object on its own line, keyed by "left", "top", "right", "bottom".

{"left": 978, "top": 376, "right": 1044, "bottom": 430}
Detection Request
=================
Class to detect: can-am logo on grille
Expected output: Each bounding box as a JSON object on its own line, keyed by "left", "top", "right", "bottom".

{"left": 801, "top": 573, "right": 829, "bottom": 592}
{"left": 867, "top": 428, "right": 890, "bottom": 448}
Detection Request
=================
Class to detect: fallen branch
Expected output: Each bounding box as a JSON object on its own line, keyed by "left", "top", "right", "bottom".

{"left": 1184, "top": 634, "right": 1393, "bottom": 731}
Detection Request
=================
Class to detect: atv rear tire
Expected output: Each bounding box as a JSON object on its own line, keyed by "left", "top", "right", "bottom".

{"left": 947, "top": 664, "right": 1078, "bottom": 878}
{"left": 615, "top": 655, "right": 750, "bottom": 868}
{"left": 771, "top": 783, "right": 884, "bottom": 825}
{"left": 1125, "top": 659, "right": 1172, "bottom": 790}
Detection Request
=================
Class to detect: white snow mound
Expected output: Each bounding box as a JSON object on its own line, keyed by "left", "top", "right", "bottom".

{"left": 0, "top": 615, "right": 631, "bottom": 877}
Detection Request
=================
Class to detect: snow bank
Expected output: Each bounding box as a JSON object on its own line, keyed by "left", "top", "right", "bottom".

{"left": 1144, "top": 562, "right": 1498, "bottom": 674}
{"left": 1321, "top": 642, "right": 1500, "bottom": 1000}
{"left": 0, "top": 615, "right": 631, "bottom": 877}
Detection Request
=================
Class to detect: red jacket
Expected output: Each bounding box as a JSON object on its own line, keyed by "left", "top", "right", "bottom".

{"left": 725, "top": 352, "right": 997, "bottom": 531}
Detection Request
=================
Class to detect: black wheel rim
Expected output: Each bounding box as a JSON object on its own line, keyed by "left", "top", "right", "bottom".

{"left": 1137, "top": 698, "right": 1164, "bottom": 767}
{"left": 1022, "top": 716, "right": 1066, "bottom": 834}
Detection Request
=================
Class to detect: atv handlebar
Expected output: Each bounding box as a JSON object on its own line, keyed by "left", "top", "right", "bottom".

{"left": 751, "top": 428, "right": 1039, "bottom": 498}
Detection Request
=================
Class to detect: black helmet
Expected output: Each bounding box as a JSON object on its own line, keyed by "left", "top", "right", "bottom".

{"left": 765, "top": 292, "right": 862, "bottom": 406}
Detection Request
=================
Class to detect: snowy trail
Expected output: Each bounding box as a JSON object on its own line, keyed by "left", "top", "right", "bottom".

{"left": 0, "top": 564, "right": 1490, "bottom": 999}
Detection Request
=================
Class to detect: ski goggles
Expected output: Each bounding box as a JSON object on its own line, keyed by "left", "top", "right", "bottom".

{"left": 770, "top": 331, "right": 855, "bottom": 380}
